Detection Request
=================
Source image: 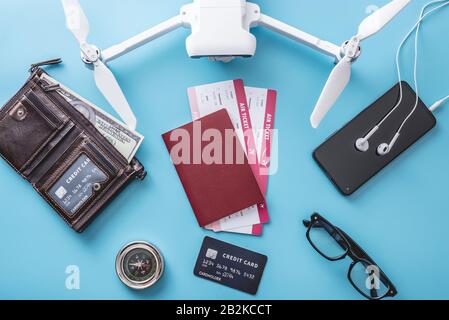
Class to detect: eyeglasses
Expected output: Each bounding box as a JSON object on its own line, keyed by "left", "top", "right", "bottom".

{"left": 302, "top": 213, "right": 397, "bottom": 300}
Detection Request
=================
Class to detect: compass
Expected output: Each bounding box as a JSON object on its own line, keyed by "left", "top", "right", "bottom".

{"left": 115, "top": 241, "right": 164, "bottom": 290}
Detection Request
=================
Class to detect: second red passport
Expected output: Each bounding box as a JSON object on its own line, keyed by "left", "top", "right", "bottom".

{"left": 162, "top": 109, "right": 265, "bottom": 227}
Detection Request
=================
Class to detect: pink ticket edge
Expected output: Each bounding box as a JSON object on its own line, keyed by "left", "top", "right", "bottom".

{"left": 252, "top": 89, "right": 277, "bottom": 224}
{"left": 233, "top": 80, "right": 260, "bottom": 180}
{"left": 234, "top": 80, "right": 269, "bottom": 225}
{"left": 252, "top": 223, "right": 263, "bottom": 236}
{"left": 259, "top": 89, "right": 277, "bottom": 192}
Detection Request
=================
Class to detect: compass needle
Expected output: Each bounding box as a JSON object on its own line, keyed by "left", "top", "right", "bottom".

{"left": 116, "top": 242, "right": 164, "bottom": 290}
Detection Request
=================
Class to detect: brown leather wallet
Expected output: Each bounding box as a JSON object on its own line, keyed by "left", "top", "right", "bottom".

{"left": 0, "top": 61, "right": 146, "bottom": 232}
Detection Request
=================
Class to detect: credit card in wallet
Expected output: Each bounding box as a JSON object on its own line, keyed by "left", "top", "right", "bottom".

{"left": 194, "top": 237, "right": 267, "bottom": 295}
{"left": 49, "top": 154, "right": 108, "bottom": 216}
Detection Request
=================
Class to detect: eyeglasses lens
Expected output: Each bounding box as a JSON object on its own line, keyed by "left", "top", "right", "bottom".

{"left": 308, "top": 220, "right": 347, "bottom": 259}
{"left": 349, "top": 261, "right": 390, "bottom": 299}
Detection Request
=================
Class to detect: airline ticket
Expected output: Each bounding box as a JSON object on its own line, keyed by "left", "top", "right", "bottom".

{"left": 188, "top": 80, "right": 276, "bottom": 235}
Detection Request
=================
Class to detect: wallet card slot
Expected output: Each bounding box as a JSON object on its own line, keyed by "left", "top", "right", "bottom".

{"left": 26, "top": 90, "right": 67, "bottom": 128}
{"left": 38, "top": 133, "right": 121, "bottom": 221}
{"left": 25, "top": 121, "right": 77, "bottom": 181}
{"left": 0, "top": 95, "right": 65, "bottom": 172}
{"left": 84, "top": 143, "right": 119, "bottom": 174}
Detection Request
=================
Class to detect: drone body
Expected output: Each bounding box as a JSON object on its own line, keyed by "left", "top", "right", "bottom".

{"left": 99, "top": 0, "right": 342, "bottom": 64}
{"left": 183, "top": 0, "right": 259, "bottom": 59}
{"left": 61, "top": 0, "right": 410, "bottom": 130}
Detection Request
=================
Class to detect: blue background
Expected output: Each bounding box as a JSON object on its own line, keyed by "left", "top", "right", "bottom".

{"left": 0, "top": 0, "right": 448, "bottom": 300}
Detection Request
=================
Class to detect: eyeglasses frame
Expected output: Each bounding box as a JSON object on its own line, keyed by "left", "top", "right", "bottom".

{"left": 303, "top": 213, "right": 398, "bottom": 300}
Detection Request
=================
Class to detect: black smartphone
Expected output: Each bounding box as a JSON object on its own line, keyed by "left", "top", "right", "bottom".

{"left": 313, "top": 82, "right": 436, "bottom": 196}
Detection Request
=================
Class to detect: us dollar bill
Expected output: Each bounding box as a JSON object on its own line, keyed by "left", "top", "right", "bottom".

{"left": 40, "top": 73, "right": 144, "bottom": 163}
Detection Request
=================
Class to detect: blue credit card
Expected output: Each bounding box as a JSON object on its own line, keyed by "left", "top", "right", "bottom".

{"left": 48, "top": 154, "right": 108, "bottom": 216}
{"left": 194, "top": 237, "right": 267, "bottom": 295}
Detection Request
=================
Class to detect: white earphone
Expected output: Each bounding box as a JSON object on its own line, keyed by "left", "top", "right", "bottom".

{"left": 355, "top": 0, "right": 449, "bottom": 156}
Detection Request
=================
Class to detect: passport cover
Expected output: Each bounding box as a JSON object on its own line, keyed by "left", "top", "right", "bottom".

{"left": 162, "top": 109, "right": 265, "bottom": 227}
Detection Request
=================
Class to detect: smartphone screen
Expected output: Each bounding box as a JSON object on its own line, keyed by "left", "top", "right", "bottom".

{"left": 314, "top": 82, "right": 436, "bottom": 196}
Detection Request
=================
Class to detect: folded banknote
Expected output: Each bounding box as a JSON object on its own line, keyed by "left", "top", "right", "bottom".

{"left": 40, "top": 73, "right": 144, "bottom": 162}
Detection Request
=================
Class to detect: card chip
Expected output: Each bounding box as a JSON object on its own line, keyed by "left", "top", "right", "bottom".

{"left": 55, "top": 186, "right": 67, "bottom": 199}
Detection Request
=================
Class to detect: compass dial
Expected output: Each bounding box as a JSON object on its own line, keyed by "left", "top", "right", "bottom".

{"left": 123, "top": 248, "right": 157, "bottom": 282}
{"left": 116, "top": 242, "right": 164, "bottom": 289}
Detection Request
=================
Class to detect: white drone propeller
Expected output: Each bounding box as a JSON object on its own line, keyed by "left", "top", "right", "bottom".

{"left": 61, "top": 0, "right": 137, "bottom": 130}
{"left": 310, "top": 0, "right": 410, "bottom": 129}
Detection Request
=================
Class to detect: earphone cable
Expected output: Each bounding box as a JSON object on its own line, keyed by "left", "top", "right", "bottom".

{"left": 376, "top": 0, "right": 449, "bottom": 130}
{"left": 397, "top": 0, "right": 449, "bottom": 133}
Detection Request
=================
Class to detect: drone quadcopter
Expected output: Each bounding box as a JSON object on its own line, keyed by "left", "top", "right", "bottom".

{"left": 61, "top": 0, "right": 410, "bottom": 130}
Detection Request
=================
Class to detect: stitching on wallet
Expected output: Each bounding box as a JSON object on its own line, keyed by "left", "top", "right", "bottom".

{"left": 72, "top": 171, "right": 131, "bottom": 230}
{"left": 41, "top": 138, "right": 118, "bottom": 222}
{"left": 0, "top": 82, "right": 60, "bottom": 173}
{"left": 40, "top": 133, "right": 87, "bottom": 190}
{"left": 18, "top": 93, "right": 60, "bottom": 172}
{"left": 0, "top": 74, "right": 40, "bottom": 121}
{"left": 1, "top": 71, "right": 141, "bottom": 230}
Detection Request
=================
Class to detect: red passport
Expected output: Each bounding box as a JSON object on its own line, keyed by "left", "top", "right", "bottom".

{"left": 162, "top": 109, "right": 265, "bottom": 227}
